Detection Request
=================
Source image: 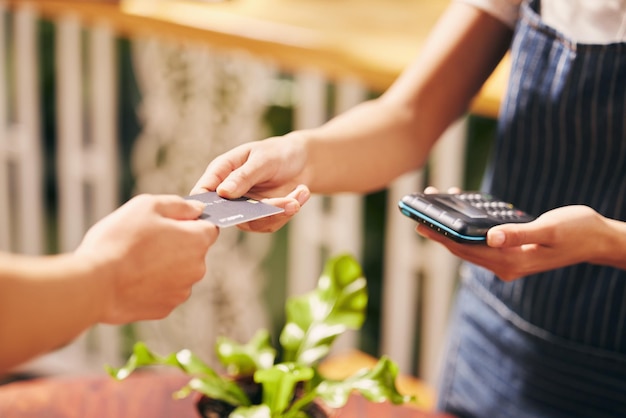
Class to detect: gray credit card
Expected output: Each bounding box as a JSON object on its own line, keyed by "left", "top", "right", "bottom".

{"left": 185, "top": 192, "right": 284, "bottom": 227}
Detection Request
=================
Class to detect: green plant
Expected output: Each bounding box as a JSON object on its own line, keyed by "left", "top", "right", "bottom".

{"left": 107, "top": 254, "right": 413, "bottom": 418}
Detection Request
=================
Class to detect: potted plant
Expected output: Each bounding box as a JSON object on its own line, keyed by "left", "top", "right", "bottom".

{"left": 107, "top": 254, "right": 413, "bottom": 418}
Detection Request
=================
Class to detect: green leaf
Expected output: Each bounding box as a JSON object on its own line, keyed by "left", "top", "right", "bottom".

{"left": 280, "top": 254, "right": 367, "bottom": 365}
{"left": 314, "top": 356, "right": 414, "bottom": 409}
{"left": 104, "top": 255, "right": 415, "bottom": 417}
{"left": 105, "top": 342, "right": 175, "bottom": 380}
{"left": 216, "top": 329, "right": 276, "bottom": 375}
{"left": 254, "top": 363, "right": 314, "bottom": 416}
{"left": 185, "top": 376, "right": 251, "bottom": 406}
{"left": 175, "top": 347, "right": 219, "bottom": 376}
{"left": 106, "top": 342, "right": 216, "bottom": 380}
{"left": 230, "top": 404, "right": 272, "bottom": 418}
{"left": 105, "top": 342, "right": 251, "bottom": 406}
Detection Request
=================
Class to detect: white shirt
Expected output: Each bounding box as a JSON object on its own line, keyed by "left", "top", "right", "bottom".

{"left": 458, "top": 0, "right": 626, "bottom": 43}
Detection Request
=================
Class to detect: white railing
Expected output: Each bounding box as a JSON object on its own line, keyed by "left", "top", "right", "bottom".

{"left": 0, "top": 3, "right": 43, "bottom": 256}
{"left": 55, "top": 12, "right": 124, "bottom": 371}
{"left": 0, "top": 4, "right": 466, "bottom": 386}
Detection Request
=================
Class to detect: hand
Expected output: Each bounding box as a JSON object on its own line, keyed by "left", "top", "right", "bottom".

{"left": 237, "top": 184, "right": 311, "bottom": 233}
{"left": 74, "top": 194, "right": 220, "bottom": 323}
{"left": 190, "top": 135, "right": 311, "bottom": 233}
{"left": 191, "top": 135, "right": 308, "bottom": 199}
{"left": 417, "top": 205, "right": 613, "bottom": 281}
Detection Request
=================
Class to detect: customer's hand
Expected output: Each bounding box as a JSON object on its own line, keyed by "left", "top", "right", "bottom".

{"left": 74, "top": 194, "right": 219, "bottom": 323}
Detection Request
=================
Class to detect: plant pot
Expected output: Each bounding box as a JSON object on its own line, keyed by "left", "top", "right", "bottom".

{"left": 195, "top": 376, "right": 335, "bottom": 418}
{"left": 195, "top": 376, "right": 260, "bottom": 418}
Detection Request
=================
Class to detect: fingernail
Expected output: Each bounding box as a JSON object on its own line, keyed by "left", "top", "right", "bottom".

{"left": 189, "top": 200, "right": 207, "bottom": 211}
{"left": 296, "top": 186, "right": 310, "bottom": 204}
{"left": 219, "top": 180, "right": 237, "bottom": 195}
{"left": 284, "top": 202, "right": 299, "bottom": 215}
{"left": 489, "top": 230, "right": 506, "bottom": 246}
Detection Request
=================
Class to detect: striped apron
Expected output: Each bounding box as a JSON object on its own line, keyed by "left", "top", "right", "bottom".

{"left": 437, "top": 0, "right": 626, "bottom": 416}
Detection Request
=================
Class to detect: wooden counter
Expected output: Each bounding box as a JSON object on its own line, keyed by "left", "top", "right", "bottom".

{"left": 0, "top": 350, "right": 451, "bottom": 417}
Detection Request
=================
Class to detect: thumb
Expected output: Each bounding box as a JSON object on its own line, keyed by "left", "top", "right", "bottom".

{"left": 155, "top": 196, "right": 206, "bottom": 220}
{"left": 487, "top": 221, "right": 543, "bottom": 248}
{"left": 214, "top": 151, "right": 279, "bottom": 199}
{"left": 216, "top": 165, "right": 269, "bottom": 199}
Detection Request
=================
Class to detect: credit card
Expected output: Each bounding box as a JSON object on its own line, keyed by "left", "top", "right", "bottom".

{"left": 185, "top": 191, "right": 284, "bottom": 227}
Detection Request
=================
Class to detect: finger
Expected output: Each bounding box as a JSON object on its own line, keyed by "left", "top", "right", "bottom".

{"left": 487, "top": 221, "right": 548, "bottom": 248}
{"left": 237, "top": 215, "right": 292, "bottom": 233}
{"left": 211, "top": 148, "right": 278, "bottom": 199}
{"left": 263, "top": 184, "right": 311, "bottom": 218}
{"left": 189, "top": 146, "right": 253, "bottom": 196}
{"left": 189, "top": 160, "right": 228, "bottom": 196}
{"left": 237, "top": 185, "right": 310, "bottom": 232}
{"left": 424, "top": 186, "right": 439, "bottom": 194}
{"left": 216, "top": 164, "right": 274, "bottom": 199}
{"left": 262, "top": 197, "right": 300, "bottom": 216}
{"left": 239, "top": 199, "right": 302, "bottom": 232}
{"left": 245, "top": 184, "right": 310, "bottom": 216}
{"left": 287, "top": 184, "right": 311, "bottom": 206}
{"left": 153, "top": 195, "right": 207, "bottom": 220}
{"left": 191, "top": 221, "right": 221, "bottom": 246}
{"left": 415, "top": 224, "right": 429, "bottom": 238}
{"left": 173, "top": 216, "right": 221, "bottom": 251}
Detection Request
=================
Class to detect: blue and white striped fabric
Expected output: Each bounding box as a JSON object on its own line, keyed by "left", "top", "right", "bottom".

{"left": 485, "top": 0, "right": 626, "bottom": 358}
{"left": 438, "top": 0, "right": 626, "bottom": 416}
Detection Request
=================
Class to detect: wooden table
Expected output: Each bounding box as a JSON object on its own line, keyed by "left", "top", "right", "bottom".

{"left": 0, "top": 372, "right": 196, "bottom": 417}
{"left": 10, "top": 0, "right": 508, "bottom": 118}
{"left": 0, "top": 350, "right": 452, "bottom": 417}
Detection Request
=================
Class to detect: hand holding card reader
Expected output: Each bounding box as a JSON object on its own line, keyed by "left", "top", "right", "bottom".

{"left": 398, "top": 192, "right": 534, "bottom": 244}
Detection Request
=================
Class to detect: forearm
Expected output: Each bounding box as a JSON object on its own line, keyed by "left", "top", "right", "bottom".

{"left": 297, "top": 98, "right": 430, "bottom": 193}
{"left": 296, "top": 2, "right": 512, "bottom": 194}
{"left": 0, "top": 253, "right": 106, "bottom": 372}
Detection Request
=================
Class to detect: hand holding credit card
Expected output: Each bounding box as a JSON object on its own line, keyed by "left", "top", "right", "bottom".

{"left": 184, "top": 192, "right": 284, "bottom": 227}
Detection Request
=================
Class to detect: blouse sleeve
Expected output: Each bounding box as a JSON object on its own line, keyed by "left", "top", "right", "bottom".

{"left": 455, "top": 0, "right": 523, "bottom": 28}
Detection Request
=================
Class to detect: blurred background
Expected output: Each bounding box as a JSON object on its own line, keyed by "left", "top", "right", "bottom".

{"left": 0, "top": 0, "right": 499, "bottom": 389}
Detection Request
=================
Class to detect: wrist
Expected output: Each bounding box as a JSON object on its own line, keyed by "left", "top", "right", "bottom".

{"left": 65, "top": 251, "right": 112, "bottom": 323}
{"left": 283, "top": 130, "right": 316, "bottom": 187}
{"left": 593, "top": 217, "right": 626, "bottom": 270}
